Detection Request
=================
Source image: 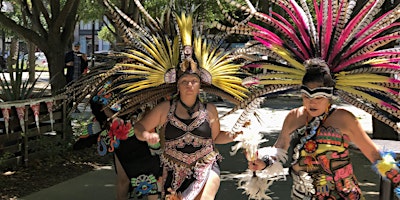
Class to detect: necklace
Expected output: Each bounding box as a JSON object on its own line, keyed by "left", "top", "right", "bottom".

{"left": 179, "top": 98, "right": 198, "bottom": 117}
{"left": 304, "top": 110, "right": 329, "bottom": 152}
{"left": 303, "top": 107, "right": 331, "bottom": 168}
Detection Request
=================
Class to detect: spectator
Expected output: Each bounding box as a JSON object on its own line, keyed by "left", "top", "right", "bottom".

{"left": 0, "top": 55, "right": 6, "bottom": 71}
{"left": 64, "top": 42, "right": 88, "bottom": 83}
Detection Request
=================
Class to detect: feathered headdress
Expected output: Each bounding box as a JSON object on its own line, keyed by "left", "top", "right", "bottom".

{"left": 217, "top": 0, "right": 400, "bottom": 134}
{"left": 59, "top": 0, "right": 248, "bottom": 120}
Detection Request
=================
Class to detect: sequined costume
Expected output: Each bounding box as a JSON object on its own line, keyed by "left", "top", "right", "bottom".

{"left": 289, "top": 107, "right": 363, "bottom": 200}
{"left": 160, "top": 100, "right": 221, "bottom": 199}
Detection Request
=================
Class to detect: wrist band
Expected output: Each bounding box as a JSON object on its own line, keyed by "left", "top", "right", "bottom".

{"left": 261, "top": 155, "right": 274, "bottom": 170}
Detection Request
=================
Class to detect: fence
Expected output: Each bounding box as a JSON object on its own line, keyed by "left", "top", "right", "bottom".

{"left": 0, "top": 96, "right": 68, "bottom": 168}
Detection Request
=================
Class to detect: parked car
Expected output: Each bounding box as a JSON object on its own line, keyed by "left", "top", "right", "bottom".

{"left": 22, "top": 52, "right": 48, "bottom": 68}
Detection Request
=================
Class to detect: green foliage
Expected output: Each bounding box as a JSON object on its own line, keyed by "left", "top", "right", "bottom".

{"left": 0, "top": 61, "right": 49, "bottom": 101}
{"left": 142, "top": 0, "right": 245, "bottom": 29}
{"left": 30, "top": 135, "right": 72, "bottom": 161}
{"left": 79, "top": 0, "right": 107, "bottom": 23}
{"left": 98, "top": 25, "right": 115, "bottom": 44}
{"left": 0, "top": 151, "right": 14, "bottom": 168}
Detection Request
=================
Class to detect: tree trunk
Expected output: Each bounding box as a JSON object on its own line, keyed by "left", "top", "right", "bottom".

{"left": 45, "top": 41, "right": 72, "bottom": 139}
{"left": 1, "top": 31, "right": 5, "bottom": 56}
{"left": 27, "top": 42, "right": 36, "bottom": 82}
{"left": 7, "top": 37, "right": 18, "bottom": 74}
{"left": 45, "top": 43, "right": 67, "bottom": 95}
{"left": 372, "top": 117, "right": 399, "bottom": 140}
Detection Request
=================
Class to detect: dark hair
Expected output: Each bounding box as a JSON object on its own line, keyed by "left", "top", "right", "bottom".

{"left": 302, "top": 59, "right": 335, "bottom": 87}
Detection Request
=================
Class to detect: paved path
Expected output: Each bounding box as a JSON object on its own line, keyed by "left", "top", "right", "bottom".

{"left": 21, "top": 98, "right": 393, "bottom": 200}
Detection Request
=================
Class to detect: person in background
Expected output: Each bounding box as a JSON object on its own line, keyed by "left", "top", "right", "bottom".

{"left": 64, "top": 42, "right": 88, "bottom": 83}
{"left": 0, "top": 55, "right": 6, "bottom": 71}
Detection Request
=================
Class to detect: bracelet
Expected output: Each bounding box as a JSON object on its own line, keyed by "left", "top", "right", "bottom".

{"left": 386, "top": 168, "right": 400, "bottom": 186}
{"left": 373, "top": 151, "right": 400, "bottom": 187}
{"left": 148, "top": 142, "right": 161, "bottom": 150}
{"left": 261, "top": 155, "right": 274, "bottom": 170}
{"left": 226, "top": 131, "right": 241, "bottom": 139}
{"left": 395, "top": 186, "right": 400, "bottom": 199}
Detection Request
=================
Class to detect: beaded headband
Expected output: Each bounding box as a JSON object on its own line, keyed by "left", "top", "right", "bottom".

{"left": 300, "top": 85, "right": 333, "bottom": 99}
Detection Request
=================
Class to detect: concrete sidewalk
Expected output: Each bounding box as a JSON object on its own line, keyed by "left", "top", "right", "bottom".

{"left": 20, "top": 167, "right": 117, "bottom": 200}
{"left": 21, "top": 99, "right": 392, "bottom": 200}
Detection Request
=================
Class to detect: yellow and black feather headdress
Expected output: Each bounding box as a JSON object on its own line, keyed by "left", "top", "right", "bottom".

{"left": 61, "top": 0, "right": 248, "bottom": 119}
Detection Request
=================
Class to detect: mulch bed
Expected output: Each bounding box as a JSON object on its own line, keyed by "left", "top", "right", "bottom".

{"left": 0, "top": 146, "right": 113, "bottom": 200}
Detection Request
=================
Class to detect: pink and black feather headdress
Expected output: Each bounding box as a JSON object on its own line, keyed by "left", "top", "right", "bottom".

{"left": 217, "top": 0, "right": 400, "bottom": 134}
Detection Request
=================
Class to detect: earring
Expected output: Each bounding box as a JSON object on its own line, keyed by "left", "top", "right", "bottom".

{"left": 325, "top": 104, "right": 331, "bottom": 113}
{"left": 198, "top": 93, "right": 204, "bottom": 103}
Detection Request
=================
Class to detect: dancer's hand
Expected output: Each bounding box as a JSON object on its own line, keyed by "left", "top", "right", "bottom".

{"left": 166, "top": 188, "right": 183, "bottom": 200}
{"left": 248, "top": 159, "right": 267, "bottom": 171}
{"left": 143, "top": 131, "right": 160, "bottom": 145}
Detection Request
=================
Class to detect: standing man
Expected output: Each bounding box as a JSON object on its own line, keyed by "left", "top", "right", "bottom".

{"left": 65, "top": 42, "right": 88, "bottom": 83}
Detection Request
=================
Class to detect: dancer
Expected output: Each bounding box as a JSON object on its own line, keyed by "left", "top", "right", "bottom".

{"left": 214, "top": 0, "right": 400, "bottom": 199}
{"left": 128, "top": 10, "right": 248, "bottom": 198}
{"left": 63, "top": 1, "right": 249, "bottom": 199}
{"left": 250, "top": 60, "right": 383, "bottom": 199}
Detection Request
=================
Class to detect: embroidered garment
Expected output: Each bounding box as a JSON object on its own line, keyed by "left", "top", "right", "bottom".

{"left": 115, "top": 136, "right": 162, "bottom": 198}
{"left": 90, "top": 83, "right": 162, "bottom": 198}
{"left": 289, "top": 107, "right": 364, "bottom": 200}
{"left": 161, "top": 100, "right": 221, "bottom": 199}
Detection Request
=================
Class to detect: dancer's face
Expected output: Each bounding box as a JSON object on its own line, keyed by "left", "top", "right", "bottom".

{"left": 178, "top": 74, "right": 201, "bottom": 96}
{"left": 301, "top": 82, "right": 331, "bottom": 117}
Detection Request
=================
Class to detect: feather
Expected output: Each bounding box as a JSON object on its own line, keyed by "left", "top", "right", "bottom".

{"left": 359, "top": 3, "right": 400, "bottom": 41}
{"left": 220, "top": 0, "right": 400, "bottom": 140}
{"left": 329, "top": 1, "right": 377, "bottom": 64}
{"left": 252, "top": 10, "right": 310, "bottom": 60}
{"left": 299, "top": 0, "right": 317, "bottom": 47}
{"left": 337, "top": 91, "right": 400, "bottom": 133}
{"left": 321, "top": 0, "right": 333, "bottom": 60}
{"left": 133, "top": 0, "right": 160, "bottom": 30}
{"left": 335, "top": 51, "right": 400, "bottom": 72}
{"left": 352, "top": 0, "right": 384, "bottom": 39}
{"left": 103, "top": 0, "right": 147, "bottom": 51}
{"left": 344, "top": 23, "right": 400, "bottom": 59}
{"left": 220, "top": 85, "right": 298, "bottom": 119}
{"left": 237, "top": 147, "right": 287, "bottom": 200}
{"left": 175, "top": 12, "right": 193, "bottom": 46}
{"left": 231, "top": 97, "right": 265, "bottom": 133}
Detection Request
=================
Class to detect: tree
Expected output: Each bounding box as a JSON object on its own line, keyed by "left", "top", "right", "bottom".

{"left": 98, "top": 0, "right": 252, "bottom": 46}
{"left": 0, "top": 0, "right": 82, "bottom": 94}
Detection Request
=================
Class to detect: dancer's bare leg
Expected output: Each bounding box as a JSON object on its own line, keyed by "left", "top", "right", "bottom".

{"left": 115, "top": 155, "right": 130, "bottom": 200}
{"left": 194, "top": 170, "right": 220, "bottom": 200}
{"left": 147, "top": 194, "right": 159, "bottom": 200}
